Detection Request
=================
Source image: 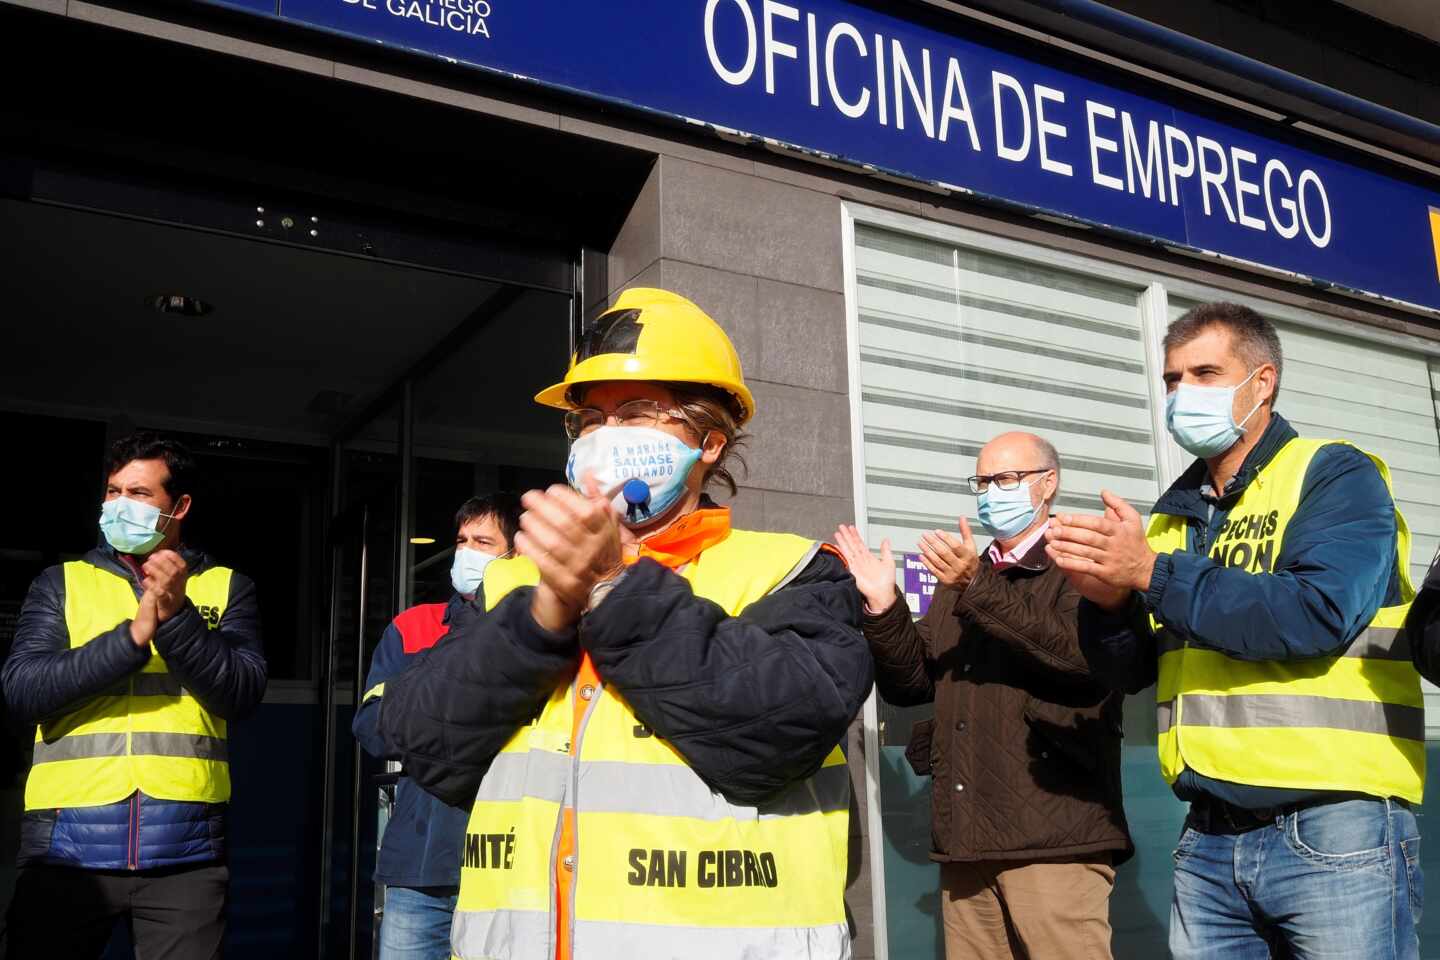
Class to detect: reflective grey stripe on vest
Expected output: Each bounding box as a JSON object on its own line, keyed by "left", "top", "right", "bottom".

{"left": 1158, "top": 626, "right": 1408, "bottom": 662}
{"left": 132, "top": 733, "right": 228, "bottom": 760}
{"left": 1158, "top": 694, "right": 1424, "bottom": 742}
{"left": 474, "top": 749, "right": 571, "bottom": 805}
{"left": 451, "top": 907, "right": 551, "bottom": 960}
{"left": 102, "top": 674, "right": 186, "bottom": 697}
{"left": 32, "top": 732, "right": 128, "bottom": 763}
{"left": 1344, "top": 626, "right": 1410, "bottom": 661}
{"left": 133, "top": 674, "right": 184, "bottom": 696}
{"left": 576, "top": 760, "right": 849, "bottom": 821}
{"left": 1157, "top": 699, "right": 1175, "bottom": 735}
{"left": 769, "top": 541, "right": 823, "bottom": 595}
{"left": 32, "top": 732, "right": 227, "bottom": 764}
{"left": 570, "top": 919, "right": 852, "bottom": 960}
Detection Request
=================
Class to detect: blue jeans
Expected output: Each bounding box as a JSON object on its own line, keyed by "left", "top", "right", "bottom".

{"left": 1170, "top": 798, "right": 1422, "bottom": 959}
{"left": 378, "top": 885, "right": 459, "bottom": 960}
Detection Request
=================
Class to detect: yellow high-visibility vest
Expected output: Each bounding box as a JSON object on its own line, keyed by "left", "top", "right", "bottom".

{"left": 1148, "top": 437, "right": 1423, "bottom": 803}
{"left": 24, "top": 561, "right": 234, "bottom": 811}
{"left": 452, "top": 529, "right": 852, "bottom": 960}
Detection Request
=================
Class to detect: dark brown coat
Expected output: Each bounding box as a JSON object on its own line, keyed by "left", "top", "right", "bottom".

{"left": 864, "top": 538, "right": 1133, "bottom": 864}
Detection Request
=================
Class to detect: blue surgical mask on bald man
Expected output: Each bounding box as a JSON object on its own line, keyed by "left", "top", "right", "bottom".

{"left": 977, "top": 480, "right": 1046, "bottom": 540}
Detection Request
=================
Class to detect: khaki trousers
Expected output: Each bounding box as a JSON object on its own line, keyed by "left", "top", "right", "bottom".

{"left": 940, "top": 855, "right": 1115, "bottom": 960}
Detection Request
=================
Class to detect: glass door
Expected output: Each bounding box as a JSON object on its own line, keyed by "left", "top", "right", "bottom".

{"left": 315, "top": 282, "right": 575, "bottom": 960}
{"left": 319, "top": 403, "right": 403, "bottom": 960}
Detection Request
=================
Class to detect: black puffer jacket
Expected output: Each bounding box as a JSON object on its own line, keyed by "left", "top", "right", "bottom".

{"left": 377, "top": 549, "right": 873, "bottom": 808}
{"left": 5, "top": 547, "right": 267, "bottom": 726}
{"left": 4, "top": 546, "right": 267, "bottom": 869}
{"left": 863, "top": 538, "right": 1132, "bottom": 864}
{"left": 1407, "top": 552, "right": 1440, "bottom": 685}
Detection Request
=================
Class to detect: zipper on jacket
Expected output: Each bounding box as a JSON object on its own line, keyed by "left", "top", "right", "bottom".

{"left": 129, "top": 793, "right": 139, "bottom": 870}
{"left": 566, "top": 671, "right": 604, "bottom": 956}
{"left": 1193, "top": 512, "right": 1215, "bottom": 555}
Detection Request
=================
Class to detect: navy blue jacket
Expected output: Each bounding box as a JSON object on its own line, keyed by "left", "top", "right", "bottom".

{"left": 1078, "top": 414, "right": 1401, "bottom": 808}
{"left": 4, "top": 546, "right": 268, "bottom": 868}
{"left": 376, "top": 550, "right": 872, "bottom": 810}
{"left": 353, "top": 594, "right": 473, "bottom": 890}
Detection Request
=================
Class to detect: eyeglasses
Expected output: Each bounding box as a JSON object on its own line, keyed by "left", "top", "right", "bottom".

{"left": 966, "top": 469, "right": 1052, "bottom": 494}
{"left": 563, "top": 398, "right": 683, "bottom": 440}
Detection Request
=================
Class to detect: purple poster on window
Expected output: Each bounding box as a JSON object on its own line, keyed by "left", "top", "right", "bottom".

{"left": 900, "top": 553, "right": 938, "bottom": 618}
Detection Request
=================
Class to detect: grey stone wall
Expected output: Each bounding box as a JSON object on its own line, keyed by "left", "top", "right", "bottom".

{"left": 605, "top": 154, "right": 879, "bottom": 958}
{"left": 606, "top": 155, "right": 856, "bottom": 546}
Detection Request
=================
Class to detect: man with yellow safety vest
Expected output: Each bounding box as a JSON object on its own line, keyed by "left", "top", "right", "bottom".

{"left": 373, "top": 288, "right": 873, "bottom": 960}
{"left": 2, "top": 433, "right": 268, "bottom": 959}
{"left": 1046, "top": 303, "right": 1422, "bottom": 959}
{"left": 354, "top": 493, "right": 524, "bottom": 960}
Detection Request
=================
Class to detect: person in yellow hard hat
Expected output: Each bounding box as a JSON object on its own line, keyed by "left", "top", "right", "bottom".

{"left": 370, "top": 288, "right": 873, "bottom": 960}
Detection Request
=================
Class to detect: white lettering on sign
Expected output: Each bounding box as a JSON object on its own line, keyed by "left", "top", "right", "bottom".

{"left": 891, "top": 40, "right": 934, "bottom": 139}
{"left": 938, "top": 55, "right": 980, "bottom": 150}
{"left": 1231, "top": 146, "right": 1265, "bottom": 232}
{"left": 1297, "top": 169, "right": 1332, "bottom": 248}
{"left": 1086, "top": 100, "right": 1123, "bottom": 191}
{"left": 1165, "top": 125, "right": 1195, "bottom": 207}
{"left": 706, "top": 0, "right": 758, "bottom": 86}
{"left": 992, "top": 71, "right": 1030, "bottom": 163}
{"left": 1034, "top": 84, "right": 1072, "bottom": 177}
{"left": 1123, "top": 114, "right": 1166, "bottom": 203}
{"left": 1196, "top": 136, "right": 1237, "bottom": 223}
{"left": 341, "top": 0, "right": 490, "bottom": 37}
{"left": 763, "top": 1, "right": 800, "bottom": 96}
{"left": 701, "top": 0, "right": 1336, "bottom": 250}
{"left": 824, "top": 22, "right": 869, "bottom": 119}
{"left": 1265, "top": 159, "right": 1300, "bottom": 240}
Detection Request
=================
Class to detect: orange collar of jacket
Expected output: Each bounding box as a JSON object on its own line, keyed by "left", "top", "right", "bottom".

{"left": 627, "top": 506, "right": 732, "bottom": 570}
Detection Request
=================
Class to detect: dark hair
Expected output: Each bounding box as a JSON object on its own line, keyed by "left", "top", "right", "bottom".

{"left": 104, "top": 432, "right": 198, "bottom": 501}
{"left": 1163, "top": 301, "right": 1284, "bottom": 402}
{"left": 455, "top": 492, "right": 523, "bottom": 549}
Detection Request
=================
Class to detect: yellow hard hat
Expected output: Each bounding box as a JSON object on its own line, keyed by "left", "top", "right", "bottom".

{"left": 534, "top": 287, "right": 756, "bottom": 424}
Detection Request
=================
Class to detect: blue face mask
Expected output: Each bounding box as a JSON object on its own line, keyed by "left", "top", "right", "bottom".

{"left": 99, "top": 496, "right": 177, "bottom": 555}
{"left": 566, "top": 425, "right": 703, "bottom": 527}
{"left": 1166, "top": 368, "right": 1262, "bottom": 459}
{"left": 976, "top": 479, "right": 1045, "bottom": 540}
{"left": 450, "top": 548, "right": 500, "bottom": 596}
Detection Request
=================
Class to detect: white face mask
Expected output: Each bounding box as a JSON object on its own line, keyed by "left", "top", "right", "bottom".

{"left": 1166, "top": 368, "right": 1263, "bottom": 459}
{"left": 565, "top": 425, "right": 703, "bottom": 527}
{"left": 450, "top": 548, "right": 499, "bottom": 596}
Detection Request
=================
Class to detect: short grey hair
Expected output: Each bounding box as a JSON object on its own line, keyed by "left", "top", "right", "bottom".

{"left": 1163, "top": 301, "right": 1284, "bottom": 402}
{"left": 1032, "top": 435, "right": 1060, "bottom": 504}
{"left": 1032, "top": 435, "right": 1060, "bottom": 474}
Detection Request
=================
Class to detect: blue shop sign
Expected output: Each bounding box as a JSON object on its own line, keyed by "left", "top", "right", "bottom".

{"left": 264, "top": 0, "right": 1440, "bottom": 312}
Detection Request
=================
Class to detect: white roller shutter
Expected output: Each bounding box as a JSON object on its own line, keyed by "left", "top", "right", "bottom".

{"left": 854, "top": 223, "right": 1163, "bottom": 566}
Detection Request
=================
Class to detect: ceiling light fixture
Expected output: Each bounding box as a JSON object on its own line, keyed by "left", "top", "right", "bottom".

{"left": 149, "top": 294, "right": 214, "bottom": 317}
{"left": 409, "top": 537, "right": 437, "bottom": 545}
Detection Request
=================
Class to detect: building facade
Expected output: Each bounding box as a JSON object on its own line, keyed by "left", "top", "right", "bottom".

{"left": 2, "top": 0, "right": 1440, "bottom": 957}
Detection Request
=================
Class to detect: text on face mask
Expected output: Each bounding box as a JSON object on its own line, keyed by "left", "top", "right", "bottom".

{"left": 610, "top": 443, "right": 679, "bottom": 480}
